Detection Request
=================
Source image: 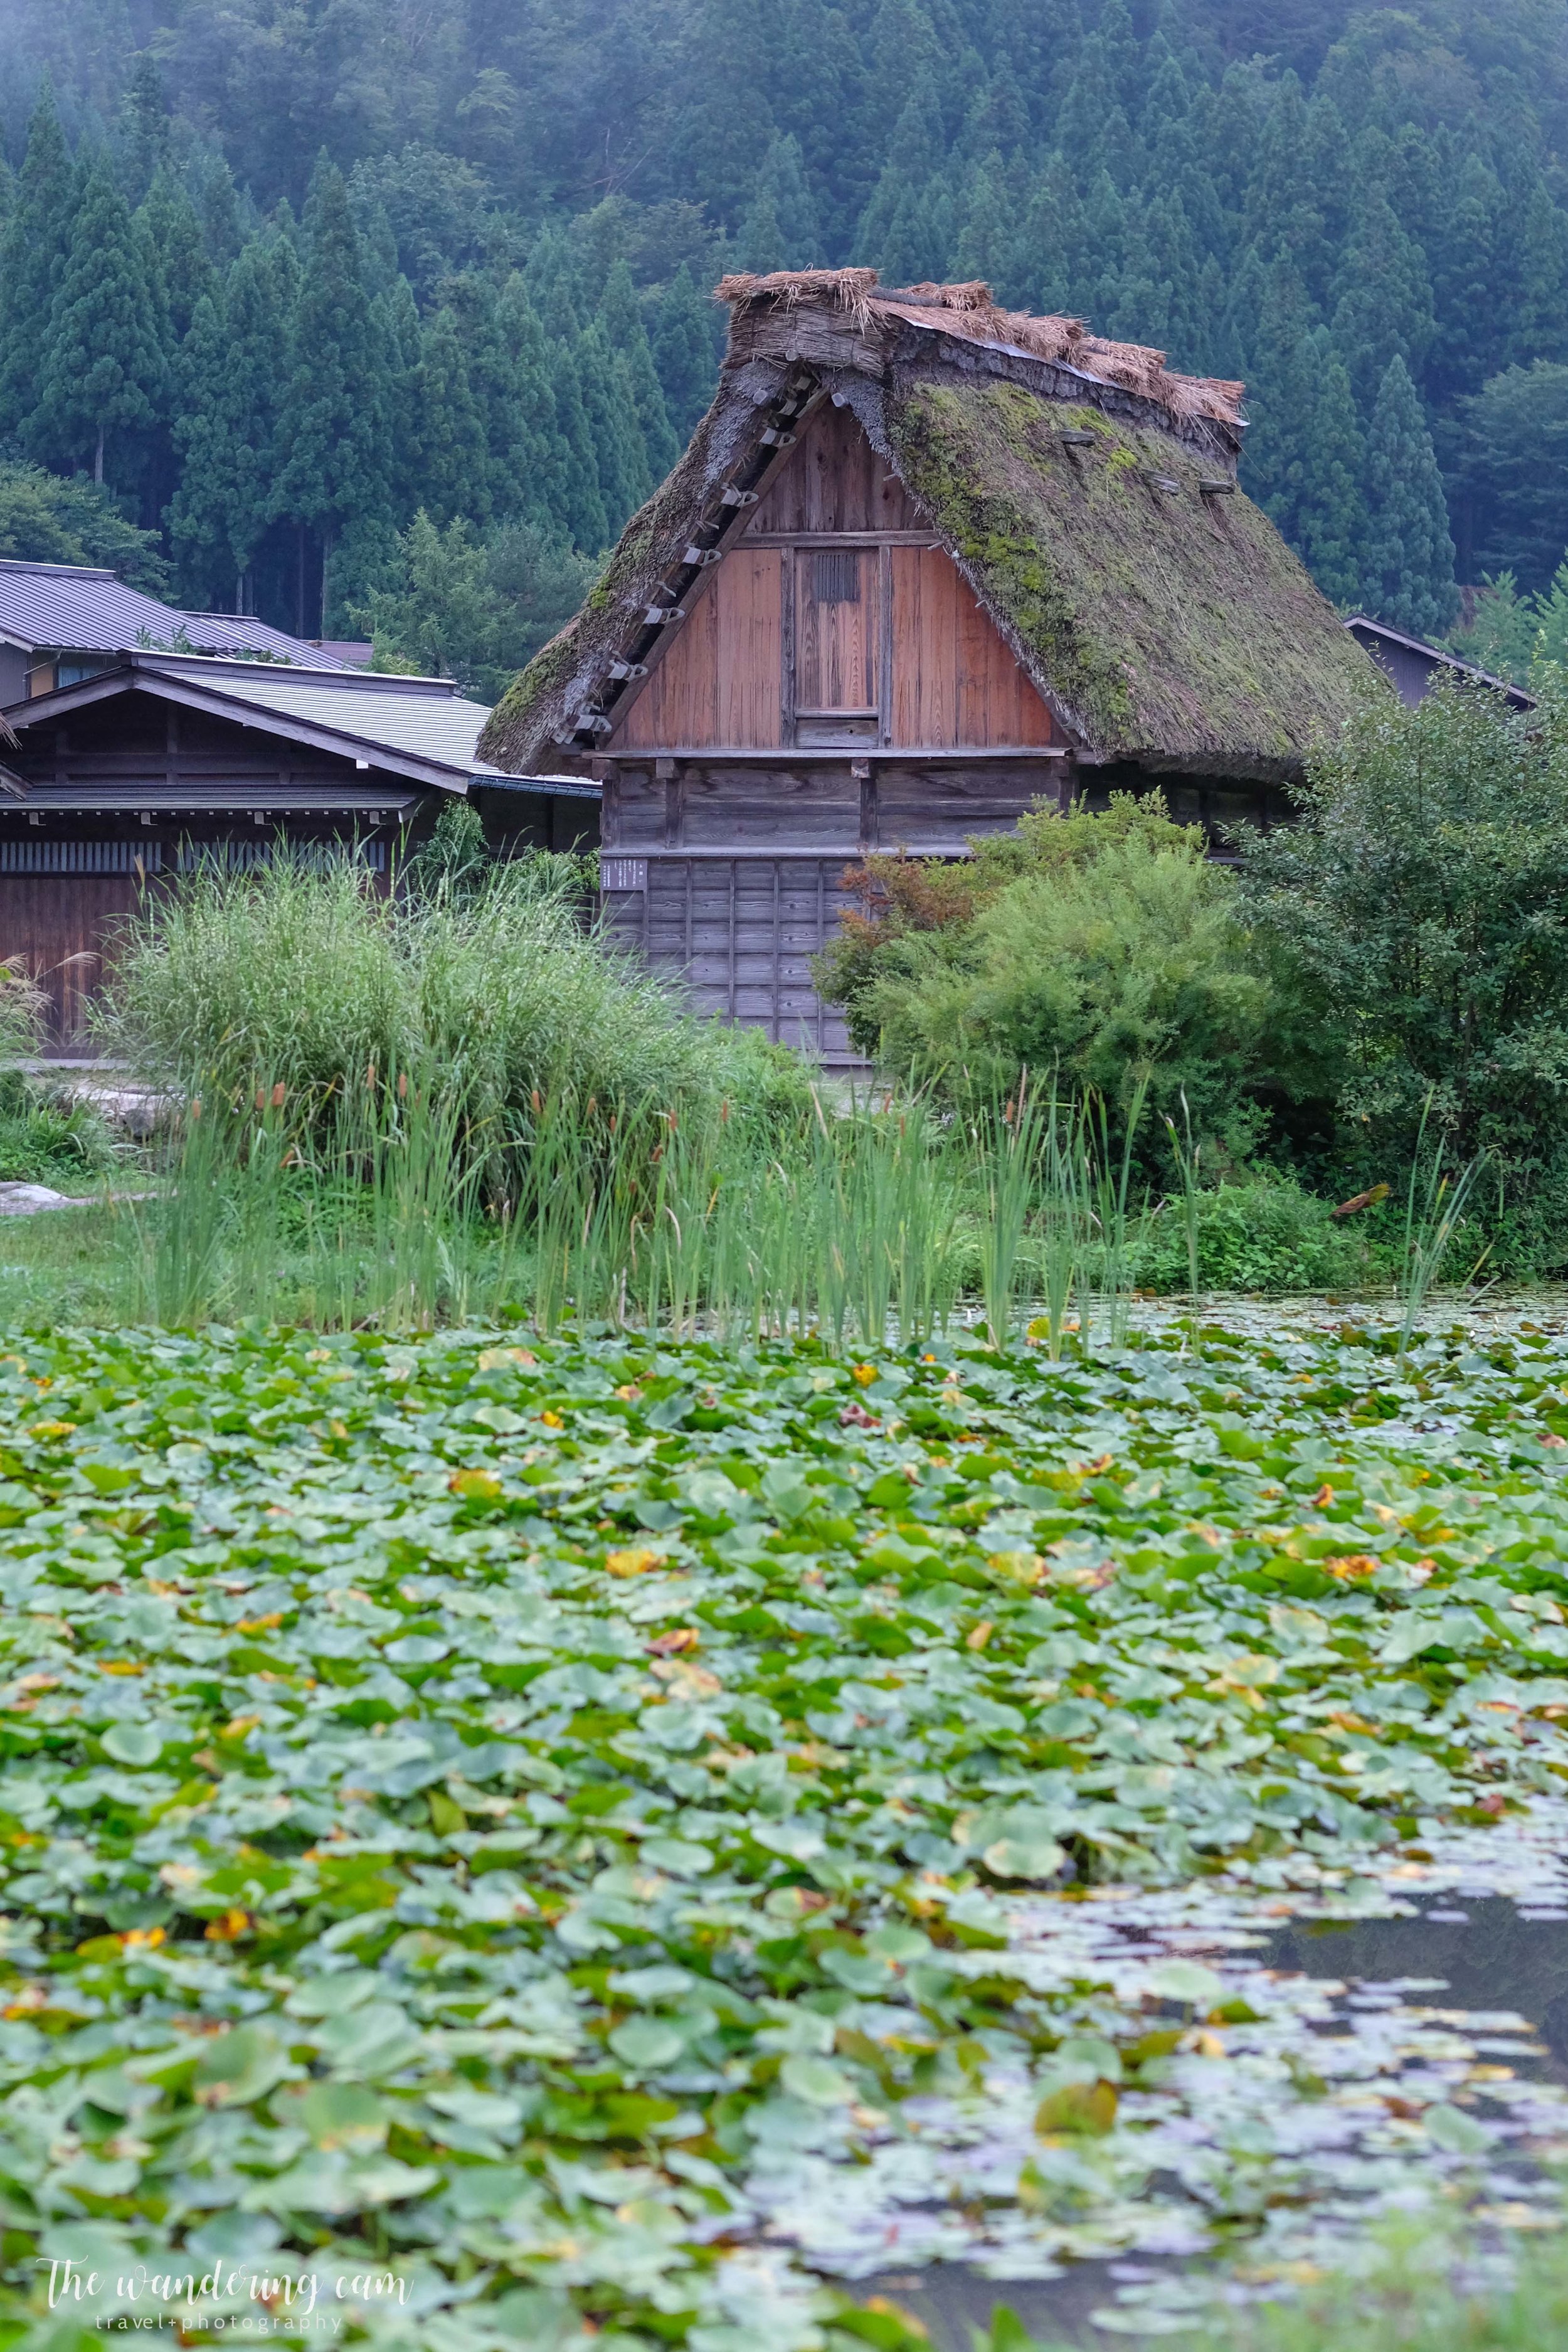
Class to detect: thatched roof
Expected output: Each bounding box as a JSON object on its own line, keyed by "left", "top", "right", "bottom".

{"left": 480, "top": 271, "right": 1380, "bottom": 781}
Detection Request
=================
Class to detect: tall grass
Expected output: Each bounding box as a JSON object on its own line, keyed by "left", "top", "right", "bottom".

{"left": 98, "top": 841, "right": 810, "bottom": 1201}
{"left": 1396, "top": 1094, "right": 1490, "bottom": 1363}
{"left": 95, "top": 854, "right": 1221, "bottom": 1345}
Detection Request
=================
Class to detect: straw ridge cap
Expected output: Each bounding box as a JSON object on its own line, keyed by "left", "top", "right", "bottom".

{"left": 714, "top": 267, "right": 1244, "bottom": 426}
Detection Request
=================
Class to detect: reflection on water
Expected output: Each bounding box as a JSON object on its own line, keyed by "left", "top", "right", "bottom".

{"left": 1272, "top": 1899, "right": 1568, "bottom": 2086}
{"left": 851, "top": 1892, "right": 1568, "bottom": 2349}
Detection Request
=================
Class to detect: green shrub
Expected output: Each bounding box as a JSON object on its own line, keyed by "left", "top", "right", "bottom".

{"left": 1239, "top": 680, "right": 1568, "bottom": 1271}
{"left": 817, "top": 793, "right": 1303, "bottom": 1172}
{"left": 1130, "top": 1172, "right": 1394, "bottom": 1294}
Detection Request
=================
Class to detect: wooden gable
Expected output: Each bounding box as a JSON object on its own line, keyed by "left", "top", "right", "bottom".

{"left": 608, "top": 400, "right": 1054, "bottom": 756}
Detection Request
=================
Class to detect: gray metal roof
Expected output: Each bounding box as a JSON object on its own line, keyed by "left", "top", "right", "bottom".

{"left": 4, "top": 652, "right": 531, "bottom": 793}
{"left": 144, "top": 656, "right": 500, "bottom": 777}
{"left": 0, "top": 561, "right": 346, "bottom": 665}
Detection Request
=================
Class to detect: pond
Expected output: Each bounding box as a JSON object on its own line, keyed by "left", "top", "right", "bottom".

{"left": 4, "top": 1303, "right": 1568, "bottom": 2348}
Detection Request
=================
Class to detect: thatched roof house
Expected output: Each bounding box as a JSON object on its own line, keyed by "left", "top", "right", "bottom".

{"left": 480, "top": 270, "right": 1381, "bottom": 1062}
{"left": 483, "top": 269, "right": 1377, "bottom": 784}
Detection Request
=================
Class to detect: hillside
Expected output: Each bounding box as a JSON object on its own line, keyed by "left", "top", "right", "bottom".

{"left": 0, "top": 0, "right": 1565, "bottom": 679}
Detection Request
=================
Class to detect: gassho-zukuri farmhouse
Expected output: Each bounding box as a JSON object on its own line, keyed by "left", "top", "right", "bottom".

{"left": 481, "top": 268, "right": 1384, "bottom": 1064}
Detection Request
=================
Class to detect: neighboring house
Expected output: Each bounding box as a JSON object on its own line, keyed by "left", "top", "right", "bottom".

{"left": 1343, "top": 614, "right": 1537, "bottom": 711}
{"left": 483, "top": 268, "right": 1380, "bottom": 1063}
{"left": 0, "top": 563, "right": 595, "bottom": 1045}
{"left": 0, "top": 559, "right": 350, "bottom": 703}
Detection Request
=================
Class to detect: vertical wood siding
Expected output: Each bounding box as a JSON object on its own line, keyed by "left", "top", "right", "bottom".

{"left": 0, "top": 874, "right": 142, "bottom": 1045}
{"left": 616, "top": 551, "right": 783, "bottom": 750}
{"left": 889, "top": 546, "right": 1055, "bottom": 747}
{"left": 744, "top": 401, "right": 919, "bottom": 534}
{"left": 795, "top": 548, "right": 878, "bottom": 712}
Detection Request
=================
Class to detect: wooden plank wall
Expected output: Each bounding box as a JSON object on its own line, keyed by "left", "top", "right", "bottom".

{"left": 609, "top": 400, "right": 1056, "bottom": 756}
{"left": 0, "top": 875, "right": 142, "bottom": 1045}
{"left": 888, "top": 548, "right": 1055, "bottom": 748}
{"left": 796, "top": 548, "right": 878, "bottom": 712}
{"left": 746, "top": 401, "right": 919, "bottom": 533}
{"left": 615, "top": 552, "right": 783, "bottom": 750}
{"left": 601, "top": 856, "right": 859, "bottom": 1062}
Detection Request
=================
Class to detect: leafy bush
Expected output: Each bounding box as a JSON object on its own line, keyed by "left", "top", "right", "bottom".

{"left": 352, "top": 511, "right": 597, "bottom": 701}
{"left": 1239, "top": 681, "right": 1568, "bottom": 1269}
{"left": 1131, "top": 1172, "right": 1392, "bottom": 1294}
{"left": 817, "top": 793, "right": 1300, "bottom": 1168}
{"left": 0, "top": 1076, "right": 117, "bottom": 1186}
{"left": 0, "top": 459, "right": 171, "bottom": 593}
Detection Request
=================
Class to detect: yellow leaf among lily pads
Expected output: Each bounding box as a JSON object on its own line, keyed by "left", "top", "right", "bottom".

{"left": 607, "top": 1546, "right": 665, "bottom": 1577}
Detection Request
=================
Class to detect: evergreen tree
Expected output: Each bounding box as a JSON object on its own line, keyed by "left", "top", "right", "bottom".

{"left": 493, "top": 271, "right": 569, "bottom": 529}
{"left": 35, "top": 150, "right": 164, "bottom": 486}
{"left": 0, "top": 82, "right": 77, "bottom": 448}
{"left": 736, "top": 188, "right": 786, "bottom": 274}
{"left": 270, "top": 158, "right": 391, "bottom": 633}
{"left": 549, "top": 341, "right": 610, "bottom": 553}
{"left": 1213, "top": 238, "right": 1267, "bottom": 382}
{"left": 739, "top": 134, "right": 820, "bottom": 270}
{"left": 1055, "top": 32, "right": 1137, "bottom": 190}
{"left": 137, "top": 167, "right": 220, "bottom": 344}
{"left": 958, "top": 65, "right": 1031, "bottom": 164}
{"left": 373, "top": 272, "right": 425, "bottom": 520}
{"left": 198, "top": 162, "right": 243, "bottom": 269}
{"left": 1426, "top": 146, "right": 1505, "bottom": 405}
{"left": 416, "top": 307, "right": 490, "bottom": 528}
{"left": 652, "top": 264, "right": 719, "bottom": 438}
{"left": 1504, "top": 171, "right": 1568, "bottom": 370}
{"left": 1361, "top": 354, "right": 1458, "bottom": 637}
{"left": 167, "top": 236, "right": 287, "bottom": 611}
{"left": 598, "top": 261, "right": 679, "bottom": 478}
{"left": 1239, "top": 247, "right": 1320, "bottom": 542}
{"left": 120, "top": 53, "right": 170, "bottom": 204}
{"left": 1094, "top": 0, "right": 1143, "bottom": 117}
{"left": 951, "top": 152, "right": 1012, "bottom": 288}
{"left": 855, "top": 68, "right": 950, "bottom": 276}
{"left": 526, "top": 224, "right": 585, "bottom": 342}
{"left": 576, "top": 320, "right": 652, "bottom": 538}
{"left": 1241, "top": 75, "right": 1320, "bottom": 272}
{"left": 167, "top": 289, "right": 235, "bottom": 605}
{"left": 1330, "top": 182, "right": 1436, "bottom": 412}
{"left": 1296, "top": 329, "right": 1366, "bottom": 608}
{"left": 1019, "top": 155, "right": 1085, "bottom": 317}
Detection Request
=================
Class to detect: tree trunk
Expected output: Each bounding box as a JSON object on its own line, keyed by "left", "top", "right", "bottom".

{"left": 295, "top": 525, "right": 306, "bottom": 638}
{"left": 236, "top": 571, "right": 245, "bottom": 615}
{"left": 93, "top": 421, "right": 105, "bottom": 487}
{"left": 320, "top": 529, "right": 333, "bottom": 643}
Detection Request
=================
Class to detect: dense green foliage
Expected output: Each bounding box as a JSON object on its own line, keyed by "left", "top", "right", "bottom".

{"left": 1241, "top": 684, "right": 1568, "bottom": 1261}
{"left": 1, "top": 3, "right": 1568, "bottom": 654}
{"left": 817, "top": 793, "right": 1306, "bottom": 1168}
{"left": 98, "top": 839, "right": 800, "bottom": 1157}
{"left": 0, "top": 1313, "right": 1564, "bottom": 2342}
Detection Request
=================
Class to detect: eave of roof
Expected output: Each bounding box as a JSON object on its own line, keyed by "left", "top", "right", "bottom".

{"left": 4, "top": 658, "right": 484, "bottom": 794}
{"left": 1343, "top": 614, "right": 1537, "bottom": 708}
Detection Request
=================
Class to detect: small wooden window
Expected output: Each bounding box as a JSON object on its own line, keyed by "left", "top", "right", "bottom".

{"left": 812, "top": 550, "right": 861, "bottom": 605}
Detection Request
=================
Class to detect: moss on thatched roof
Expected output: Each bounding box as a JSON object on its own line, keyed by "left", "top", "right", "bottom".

{"left": 479, "top": 272, "right": 1382, "bottom": 780}
{"left": 889, "top": 381, "right": 1376, "bottom": 767}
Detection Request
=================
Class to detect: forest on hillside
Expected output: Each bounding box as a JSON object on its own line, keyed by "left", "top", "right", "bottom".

{"left": 0, "top": 0, "right": 1566, "bottom": 689}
